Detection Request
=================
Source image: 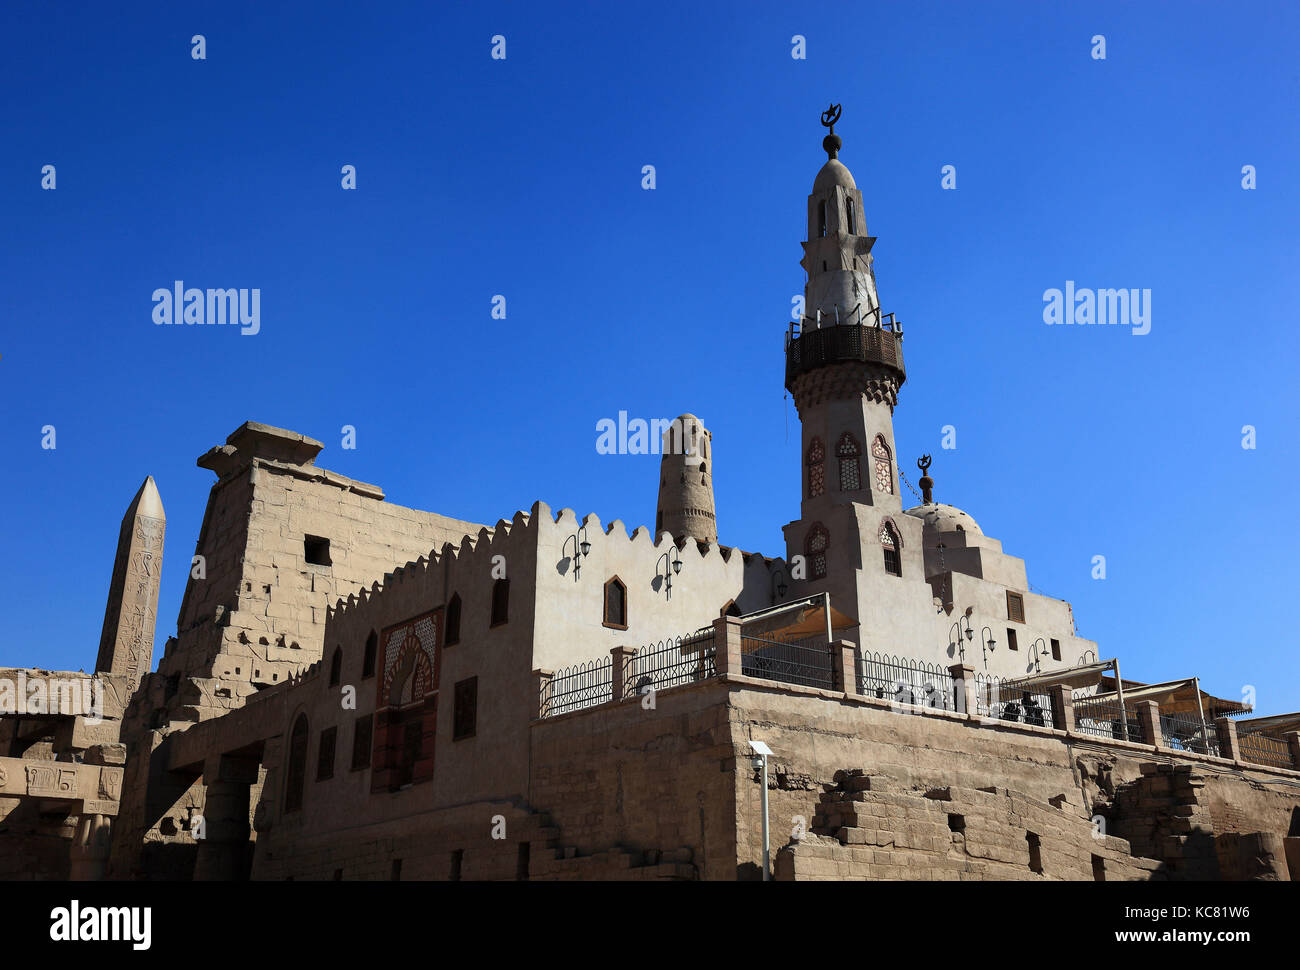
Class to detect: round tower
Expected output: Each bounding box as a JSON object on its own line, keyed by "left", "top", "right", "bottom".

{"left": 655, "top": 413, "right": 717, "bottom": 543}
{"left": 785, "top": 105, "right": 908, "bottom": 516}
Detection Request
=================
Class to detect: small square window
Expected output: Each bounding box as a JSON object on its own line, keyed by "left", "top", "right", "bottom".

{"left": 1006, "top": 591, "right": 1025, "bottom": 623}
{"left": 1007, "top": 628, "right": 1019, "bottom": 651}
{"left": 454, "top": 677, "right": 478, "bottom": 741}
{"left": 304, "top": 535, "right": 331, "bottom": 566}
{"left": 350, "top": 714, "right": 373, "bottom": 771}
{"left": 1050, "top": 638, "right": 1061, "bottom": 661}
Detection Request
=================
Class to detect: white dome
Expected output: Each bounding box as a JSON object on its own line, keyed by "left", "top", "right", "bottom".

{"left": 903, "top": 503, "right": 983, "bottom": 537}
{"left": 812, "top": 159, "right": 857, "bottom": 194}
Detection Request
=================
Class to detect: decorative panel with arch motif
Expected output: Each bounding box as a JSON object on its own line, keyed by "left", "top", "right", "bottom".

{"left": 370, "top": 608, "right": 442, "bottom": 792}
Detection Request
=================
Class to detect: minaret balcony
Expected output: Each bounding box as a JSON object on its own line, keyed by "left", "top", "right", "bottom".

{"left": 784, "top": 316, "right": 906, "bottom": 391}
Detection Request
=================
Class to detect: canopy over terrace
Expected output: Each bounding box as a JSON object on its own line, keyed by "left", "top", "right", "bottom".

{"left": 739, "top": 596, "right": 859, "bottom": 644}
{"left": 992, "top": 662, "right": 1251, "bottom": 719}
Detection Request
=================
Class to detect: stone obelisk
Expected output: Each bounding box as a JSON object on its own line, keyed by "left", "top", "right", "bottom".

{"left": 94, "top": 476, "right": 165, "bottom": 691}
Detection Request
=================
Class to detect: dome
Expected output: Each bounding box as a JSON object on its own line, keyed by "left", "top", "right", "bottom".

{"left": 812, "top": 158, "right": 857, "bottom": 194}
{"left": 903, "top": 503, "right": 983, "bottom": 537}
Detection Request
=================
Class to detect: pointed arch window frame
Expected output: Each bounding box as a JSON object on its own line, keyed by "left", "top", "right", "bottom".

{"left": 836, "top": 432, "right": 862, "bottom": 492}
{"left": 805, "top": 522, "right": 830, "bottom": 580}
{"left": 806, "top": 436, "right": 826, "bottom": 499}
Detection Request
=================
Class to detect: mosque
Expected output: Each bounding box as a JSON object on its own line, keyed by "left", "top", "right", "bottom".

{"left": 2, "top": 108, "right": 1298, "bottom": 882}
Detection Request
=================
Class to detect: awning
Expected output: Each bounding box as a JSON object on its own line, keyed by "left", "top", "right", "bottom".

{"left": 741, "top": 603, "right": 858, "bottom": 641}
{"left": 1086, "top": 678, "right": 1251, "bottom": 718}
{"left": 999, "top": 660, "right": 1113, "bottom": 695}
{"left": 1232, "top": 712, "right": 1300, "bottom": 736}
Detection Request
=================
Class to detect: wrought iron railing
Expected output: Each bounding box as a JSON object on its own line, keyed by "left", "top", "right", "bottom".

{"left": 975, "top": 674, "right": 1055, "bottom": 728}
{"left": 1072, "top": 694, "right": 1142, "bottom": 743}
{"left": 542, "top": 656, "right": 612, "bottom": 717}
{"left": 622, "top": 629, "right": 716, "bottom": 696}
{"left": 784, "top": 320, "right": 906, "bottom": 389}
{"left": 1158, "top": 713, "right": 1219, "bottom": 757}
{"left": 1238, "top": 729, "right": 1293, "bottom": 769}
{"left": 858, "top": 651, "right": 955, "bottom": 711}
{"left": 740, "top": 634, "right": 835, "bottom": 690}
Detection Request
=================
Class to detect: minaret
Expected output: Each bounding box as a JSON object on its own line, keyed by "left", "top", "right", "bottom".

{"left": 655, "top": 413, "right": 717, "bottom": 543}
{"left": 94, "top": 476, "right": 165, "bottom": 691}
{"left": 786, "top": 105, "right": 907, "bottom": 517}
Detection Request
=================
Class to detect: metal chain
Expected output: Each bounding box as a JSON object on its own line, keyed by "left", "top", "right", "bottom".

{"left": 897, "top": 467, "right": 923, "bottom": 503}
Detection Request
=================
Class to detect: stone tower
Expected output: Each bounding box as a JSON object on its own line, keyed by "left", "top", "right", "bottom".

{"left": 655, "top": 413, "right": 717, "bottom": 543}
{"left": 94, "top": 476, "right": 165, "bottom": 692}
{"left": 786, "top": 107, "right": 906, "bottom": 521}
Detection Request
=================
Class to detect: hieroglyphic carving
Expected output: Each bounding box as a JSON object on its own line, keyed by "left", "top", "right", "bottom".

{"left": 95, "top": 479, "right": 164, "bottom": 690}
{"left": 27, "top": 764, "right": 77, "bottom": 797}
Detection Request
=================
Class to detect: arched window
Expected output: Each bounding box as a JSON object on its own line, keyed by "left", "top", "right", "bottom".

{"left": 328, "top": 647, "right": 342, "bottom": 687}
{"left": 603, "top": 576, "right": 628, "bottom": 629}
{"left": 837, "top": 432, "right": 862, "bottom": 491}
{"left": 806, "top": 436, "right": 825, "bottom": 498}
{"left": 284, "top": 714, "right": 309, "bottom": 813}
{"left": 805, "top": 523, "right": 829, "bottom": 580}
{"left": 818, "top": 200, "right": 828, "bottom": 238}
{"left": 362, "top": 630, "right": 378, "bottom": 679}
{"left": 445, "top": 593, "right": 461, "bottom": 646}
{"left": 490, "top": 578, "right": 510, "bottom": 627}
{"left": 880, "top": 521, "right": 901, "bottom": 576}
{"left": 846, "top": 198, "right": 856, "bottom": 235}
{"left": 871, "top": 435, "right": 894, "bottom": 494}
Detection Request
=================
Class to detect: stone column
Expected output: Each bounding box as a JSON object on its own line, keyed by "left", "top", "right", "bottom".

{"left": 1216, "top": 717, "right": 1241, "bottom": 761}
{"left": 1285, "top": 731, "right": 1300, "bottom": 770}
{"left": 1136, "top": 701, "right": 1162, "bottom": 748}
{"left": 610, "top": 647, "right": 637, "bottom": 701}
{"left": 193, "top": 754, "right": 259, "bottom": 881}
{"left": 833, "top": 640, "right": 859, "bottom": 694}
{"left": 949, "top": 664, "right": 976, "bottom": 717}
{"left": 68, "top": 813, "right": 112, "bottom": 881}
{"left": 1047, "top": 685, "right": 1075, "bottom": 733}
{"left": 533, "top": 669, "right": 553, "bottom": 718}
{"left": 713, "top": 616, "right": 743, "bottom": 677}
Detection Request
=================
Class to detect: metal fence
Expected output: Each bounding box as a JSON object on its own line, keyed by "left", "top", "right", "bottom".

{"left": 622, "top": 629, "right": 716, "bottom": 696}
{"left": 1158, "top": 712, "right": 1219, "bottom": 757}
{"left": 975, "top": 674, "right": 1055, "bottom": 728}
{"left": 1073, "top": 694, "right": 1143, "bottom": 742}
{"left": 1238, "top": 729, "right": 1293, "bottom": 769}
{"left": 740, "top": 634, "right": 834, "bottom": 690}
{"left": 542, "top": 656, "right": 612, "bottom": 717}
{"left": 858, "top": 652, "right": 956, "bottom": 711}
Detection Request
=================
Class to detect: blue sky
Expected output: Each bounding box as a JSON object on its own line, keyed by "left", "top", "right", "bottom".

{"left": 2, "top": 2, "right": 1296, "bottom": 711}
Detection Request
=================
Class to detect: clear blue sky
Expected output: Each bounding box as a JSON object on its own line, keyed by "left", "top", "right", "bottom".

{"left": 2, "top": 2, "right": 1296, "bottom": 712}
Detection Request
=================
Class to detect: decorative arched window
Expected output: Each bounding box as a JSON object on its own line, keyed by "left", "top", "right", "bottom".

{"left": 603, "top": 576, "right": 628, "bottom": 629}
{"left": 328, "top": 647, "right": 342, "bottom": 687}
{"left": 284, "top": 714, "right": 309, "bottom": 813}
{"left": 362, "top": 631, "right": 378, "bottom": 679}
{"left": 846, "top": 198, "right": 856, "bottom": 235}
{"left": 818, "top": 200, "right": 828, "bottom": 238}
{"left": 490, "top": 578, "right": 510, "bottom": 627}
{"left": 836, "top": 432, "right": 862, "bottom": 491}
{"left": 880, "top": 521, "right": 901, "bottom": 576}
{"left": 445, "top": 593, "right": 461, "bottom": 646}
{"left": 805, "top": 523, "right": 829, "bottom": 580}
{"left": 872, "top": 435, "right": 894, "bottom": 494}
{"left": 806, "top": 436, "right": 825, "bottom": 498}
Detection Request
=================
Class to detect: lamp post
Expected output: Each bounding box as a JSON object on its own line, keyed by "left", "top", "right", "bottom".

{"left": 749, "top": 739, "right": 774, "bottom": 881}
{"left": 561, "top": 525, "right": 591, "bottom": 582}
{"left": 656, "top": 546, "right": 683, "bottom": 600}
{"left": 980, "top": 626, "right": 997, "bottom": 669}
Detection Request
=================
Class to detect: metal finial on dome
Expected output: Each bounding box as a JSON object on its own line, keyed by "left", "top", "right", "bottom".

{"left": 917, "top": 455, "right": 934, "bottom": 505}
{"left": 820, "top": 102, "right": 842, "bottom": 159}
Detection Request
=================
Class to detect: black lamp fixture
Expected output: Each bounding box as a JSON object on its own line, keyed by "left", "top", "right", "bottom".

{"left": 1028, "top": 637, "right": 1048, "bottom": 673}
{"left": 770, "top": 568, "right": 788, "bottom": 605}
{"left": 656, "top": 546, "right": 683, "bottom": 599}
{"left": 562, "top": 525, "right": 591, "bottom": 582}
{"left": 949, "top": 608, "right": 974, "bottom": 662}
{"left": 980, "top": 626, "right": 997, "bottom": 669}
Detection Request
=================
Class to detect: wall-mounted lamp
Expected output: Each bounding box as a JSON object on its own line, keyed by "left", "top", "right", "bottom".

{"left": 656, "top": 546, "right": 683, "bottom": 599}
{"left": 562, "top": 525, "right": 591, "bottom": 582}
{"left": 770, "top": 569, "right": 788, "bottom": 605}
{"left": 949, "top": 610, "right": 974, "bottom": 662}
{"left": 1028, "top": 637, "right": 1048, "bottom": 673}
{"left": 980, "top": 626, "right": 997, "bottom": 669}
